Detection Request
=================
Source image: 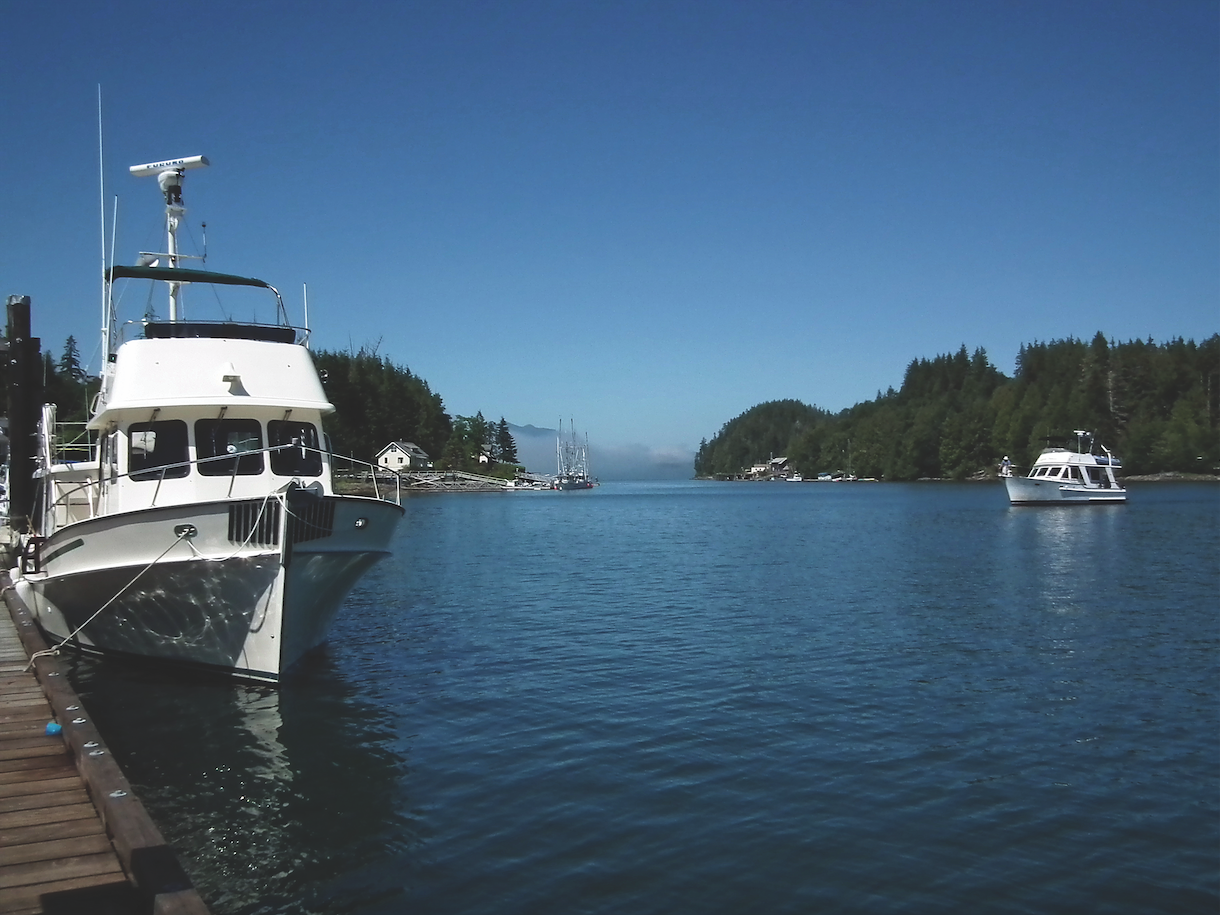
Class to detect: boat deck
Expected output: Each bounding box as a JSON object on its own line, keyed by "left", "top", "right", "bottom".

{"left": 0, "top": 572, "right": 209, "bottom": 914}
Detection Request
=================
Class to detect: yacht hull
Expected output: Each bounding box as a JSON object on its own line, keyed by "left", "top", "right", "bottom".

{"left": 14, "top": 494, "right": 402, "bottom": 681}
{"left": 1004, "top": 477, "right": 1127, "bottom": 504}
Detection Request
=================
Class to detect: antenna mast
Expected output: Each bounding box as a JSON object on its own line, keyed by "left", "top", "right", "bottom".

{"left": 97, "top": 87, "right": 107, "bottom": 359}
{"left": 129, "top": 155, "right": 210, "bottom": 321}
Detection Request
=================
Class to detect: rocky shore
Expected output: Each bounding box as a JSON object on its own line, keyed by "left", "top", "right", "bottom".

{"left": 1122, "top": 471, "right": 1220, "bottom": 482}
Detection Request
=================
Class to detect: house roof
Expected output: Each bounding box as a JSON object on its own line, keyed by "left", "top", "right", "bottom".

{"left": 377, "top": 441, "right": 431, "bottom": 459}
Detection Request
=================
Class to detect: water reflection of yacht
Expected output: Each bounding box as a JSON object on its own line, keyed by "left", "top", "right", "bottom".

{"left": 1003, "top": 431, "right": 1127, "bottom": 504}
{"left": 71, "top": 658, "right": 415, "bottom": 912}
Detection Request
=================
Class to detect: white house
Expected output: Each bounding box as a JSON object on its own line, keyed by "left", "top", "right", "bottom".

{"left": 377, "top": 441, "right": 432, "bottom": 471}
{"left": 747, "top": 456, "right": 789, "bottom": 479}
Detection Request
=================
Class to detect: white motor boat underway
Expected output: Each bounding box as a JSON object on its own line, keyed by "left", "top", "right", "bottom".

{"left": 1002, "top": 431, "right": 1127, "bottom": 504}
{"left": 12, "top": 155, "right": 404, "bottom": 682}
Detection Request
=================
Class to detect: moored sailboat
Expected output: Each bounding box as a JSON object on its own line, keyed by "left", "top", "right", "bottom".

{"left": 553, "top": 420, "right": 595, "bottom": 490}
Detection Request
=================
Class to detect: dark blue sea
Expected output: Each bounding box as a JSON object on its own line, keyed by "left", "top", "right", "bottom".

{"left": 70, "top": 481, "right": 1220, "bottom": 914}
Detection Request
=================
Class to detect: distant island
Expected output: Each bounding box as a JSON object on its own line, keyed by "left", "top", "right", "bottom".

{"left": 695, "top": 333, "right": 1219, "bottom": 481}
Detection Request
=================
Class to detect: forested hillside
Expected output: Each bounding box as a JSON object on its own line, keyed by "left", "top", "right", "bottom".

{"left": 312, "top": 348, "right": 451, "bottom": 462}
{"left": 695, "top": 333, "right": 1220, "bottom": 479}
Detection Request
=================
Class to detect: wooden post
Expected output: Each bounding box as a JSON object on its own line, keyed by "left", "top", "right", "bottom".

{"left": 6, "top": 295, "right": 41, "bottom": 534}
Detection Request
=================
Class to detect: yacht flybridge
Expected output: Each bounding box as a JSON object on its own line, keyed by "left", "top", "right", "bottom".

{"left": 12, "top": 155, "right": 404, "bottom": 682}
{"left": 1002, "top": 431, "right": 1127, "bottom": 505}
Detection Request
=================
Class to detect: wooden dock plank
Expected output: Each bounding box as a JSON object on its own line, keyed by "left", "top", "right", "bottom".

{"left": 0, "top": 742, "right": 65, "bottom": 763}
{"left": 0, "top": 573, "right": 211, "bottom": 914}
{"left": 0, "top": 725, "right": 58, "bottom": 742}
{"left": 0, "top": 832, "right": 118, "bottom": 867}
{"left": 0, "top": 851, "right": 125, "bottom": 890}
{"left": 0, "top": 700, "right": 56, "bottom": 719}
{"left": 0, "top": 803, "right": 100, "bottom": 833}
{"left": 0, "top": 757, "right": 73, "bottom": 780}
{"left": 0, "top": 754, "right": 72, "bottom": 775}
{"left": 0, "top": 702, "right": 54, "bottom": 718}
{"left": 0, "top": 775, "right": 83, "bottom": 797}
{"left": 0, "top": 790, "right": 93, "bottom": 819}
{"left": 0, "top": 815, "right": 106, "bottom": 847}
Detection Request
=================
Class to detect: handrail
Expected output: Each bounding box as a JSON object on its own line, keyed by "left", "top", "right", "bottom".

{"left": 107, "top": 264, "right": 292, "bottom": 326}
{"left": 40, "top": 444, "right": 403, "bottom": 523}
{"left": 49, "top": 422, "right": 95, "bottom": 464}
{"left": 108, "top": 318, "right": 313, "bottom": 349}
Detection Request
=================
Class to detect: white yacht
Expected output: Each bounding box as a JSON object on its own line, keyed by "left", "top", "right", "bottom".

{"left": 1002, "top": 431, "right": 1127, "bottom": 504}
{"left": 12, "top": 155, "right": 404, "bottom": 682}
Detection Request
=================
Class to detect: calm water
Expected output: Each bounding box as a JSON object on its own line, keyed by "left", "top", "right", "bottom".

{"left": 70, "top": 482, "right": 1219, "bottom": 914}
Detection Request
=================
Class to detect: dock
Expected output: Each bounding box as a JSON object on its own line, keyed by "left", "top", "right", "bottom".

{"left": 0, "top": 572, "right": 209, "bottom": 914}
{"left": 340, "top": 469, "right": 555, "bottom": 494}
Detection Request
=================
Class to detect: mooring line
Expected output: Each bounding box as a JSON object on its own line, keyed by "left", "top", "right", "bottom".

{"left": 24, "top": 529, "right": 192, "bottom": 670}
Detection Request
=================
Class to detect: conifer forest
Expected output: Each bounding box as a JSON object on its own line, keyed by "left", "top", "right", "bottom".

{"left": 695, "top": 334, "right": 1220, "bottom": 480}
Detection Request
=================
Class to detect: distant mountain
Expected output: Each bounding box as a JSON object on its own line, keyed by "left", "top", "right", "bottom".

{"left": 508, "top": 424, "right": 694, "bottom": 481}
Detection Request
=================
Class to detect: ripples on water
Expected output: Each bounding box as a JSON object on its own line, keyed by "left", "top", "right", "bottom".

{"left": 71, "top": 482, "right": 1219, "bottom": 914}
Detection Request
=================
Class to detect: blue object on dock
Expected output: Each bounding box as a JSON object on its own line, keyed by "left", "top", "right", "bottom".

{"left": 45, "top": 721, "right": 62, "bottom": 736}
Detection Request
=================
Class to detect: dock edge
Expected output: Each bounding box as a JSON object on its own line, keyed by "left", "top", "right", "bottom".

{"left": 1, "top": 571, "right": 210, "bottom": 915}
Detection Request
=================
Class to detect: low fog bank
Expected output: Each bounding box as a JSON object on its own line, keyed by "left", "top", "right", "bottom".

{"left": 510, "top": 424, "right": 694, "bottom": 481}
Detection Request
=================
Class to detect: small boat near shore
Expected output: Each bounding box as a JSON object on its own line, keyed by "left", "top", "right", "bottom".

{"left": 1002, "top": 431, "right": 1127, "bottom": 504}
{"left": 11, "top": 155, "right": 404, "bottom": 682}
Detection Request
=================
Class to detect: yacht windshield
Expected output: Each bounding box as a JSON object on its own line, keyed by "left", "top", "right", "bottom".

{"left": 196, "top": 419, "right": 264, "bottom": 475}
{"left": 129, "top": 421, "right": 190, "bottom": 481}
{"left": 269, "top": 420, "right": 323, "bottom": 477}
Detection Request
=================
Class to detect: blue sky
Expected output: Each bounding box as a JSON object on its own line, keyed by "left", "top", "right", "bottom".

{"left": 2, "top": 0, "right": 1216, "bottom": 475}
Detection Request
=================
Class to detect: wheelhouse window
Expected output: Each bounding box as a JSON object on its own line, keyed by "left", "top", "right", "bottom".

{"left": 195, "top": 419, "right": 264, "bottom": 476}
{"left": 130, "top": 421, "right": 190, "bottom": 481}
{"left": 268, "top": 420, "right": 323, "bottom": 477}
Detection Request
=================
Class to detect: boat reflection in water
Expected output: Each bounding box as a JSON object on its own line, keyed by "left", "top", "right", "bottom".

{"left": 66, "top": 652, "right": 419, "bottom": 912}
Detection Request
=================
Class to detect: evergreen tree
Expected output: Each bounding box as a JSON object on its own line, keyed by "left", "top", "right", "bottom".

{"left": 313, "top": 347, "right": 450, "bottom": 462}
{"left": 440, "top": 416, "right": 474, "bottom": 471}
{"left": 496, "top": 418, "right": 519, "bottom": 464}
{"left": 471, "top": 412, "right": 489, "bottom": 463}
{"left": 58, "top": 335, "right": 85, "bottom": 381}
{"left": 696, "top": 400, "right": 828, "bottom": 476}
{"left": 40, "top": 338, "right": 98, "bottom": 425}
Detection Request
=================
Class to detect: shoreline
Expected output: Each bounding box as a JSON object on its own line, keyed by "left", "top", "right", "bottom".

{"left": 696, "top": 472, "right": 1220, "bottom": 483}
